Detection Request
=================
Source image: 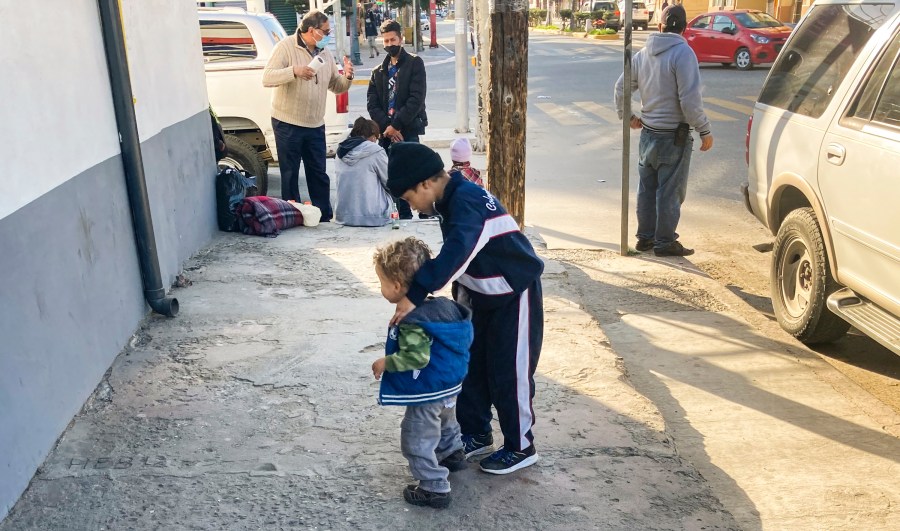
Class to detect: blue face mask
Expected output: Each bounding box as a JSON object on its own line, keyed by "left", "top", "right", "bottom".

{"left": 315, "top": 33, "right": 330, "bottom": 49}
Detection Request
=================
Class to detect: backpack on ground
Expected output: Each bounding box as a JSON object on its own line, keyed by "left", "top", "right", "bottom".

{"left": 215, "top": 167, "right": 258, "bottom": 232}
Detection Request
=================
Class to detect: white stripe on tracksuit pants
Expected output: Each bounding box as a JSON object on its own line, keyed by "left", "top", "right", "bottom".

{"left": 456, "top": 280, "right": 543, "bottom": 452}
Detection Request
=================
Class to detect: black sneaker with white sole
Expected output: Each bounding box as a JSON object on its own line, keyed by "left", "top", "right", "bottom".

{"left": 479, "top": 445, "right": 539, "bottom": 475}
{"left": 461, "top": 433, "right": 494, "bottom": 458}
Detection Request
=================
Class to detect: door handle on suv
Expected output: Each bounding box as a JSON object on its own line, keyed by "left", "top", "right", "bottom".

{"left": 826, "top": 143, "right": 846, "bottom": 165}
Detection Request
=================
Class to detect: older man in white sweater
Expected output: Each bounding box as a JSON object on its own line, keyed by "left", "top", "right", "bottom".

{"left": 263, "top": 10, "right": 353, "bottom": 222}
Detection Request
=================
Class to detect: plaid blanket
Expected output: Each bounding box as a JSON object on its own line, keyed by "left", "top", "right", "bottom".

{"left": 236, "top": 196, "right": 304, "bottom": 237}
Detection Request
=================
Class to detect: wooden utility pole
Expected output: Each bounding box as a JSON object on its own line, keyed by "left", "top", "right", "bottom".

{"left": 473, "top": 0, "right": 491, "bottom": 154}
{"left": 486, "top": 0, "right": 528, "bottom": 228}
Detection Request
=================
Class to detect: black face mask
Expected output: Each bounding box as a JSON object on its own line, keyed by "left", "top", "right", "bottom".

{"left": 384, "top": 45, "right": 401, "bottom": 57}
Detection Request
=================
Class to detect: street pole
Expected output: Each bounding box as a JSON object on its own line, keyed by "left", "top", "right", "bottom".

{"left": 335, "top": 0, "right": 346, "bottom": 58}
{"left": 414, "top": 2, "right": 422, "bottom": 52}
{"left": 350, "top": 1, "right": 363, "bottom": 65}
{"left": 620, "top": 0, "right": 632, "bottom": 256}
{"left": 430, "top": 0, "right": 439, "bottom": 48}
{"left": 455, "top": 0, "right": 469, "bottom": 133}
{"left": 486, "top": 0, "right": 528, "bottom": 228}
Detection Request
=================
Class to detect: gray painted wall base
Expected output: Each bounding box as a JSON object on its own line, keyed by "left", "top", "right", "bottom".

{"left": 0, "top": 109, "right": 217, "bottom": 519}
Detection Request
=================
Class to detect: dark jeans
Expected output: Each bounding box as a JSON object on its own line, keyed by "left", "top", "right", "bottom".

{"left": 636, "top": 128, "right": 693, "bottom": 249}
{"left": 380, "top": 134, "right": 420, "bottom": 219}
{"left": 272, "top": 118, "right": 333, "bottom": 221}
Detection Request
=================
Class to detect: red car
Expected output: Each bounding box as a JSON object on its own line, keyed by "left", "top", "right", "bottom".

{"left": 683, "top": 10, "right": 792, "bottom": 71}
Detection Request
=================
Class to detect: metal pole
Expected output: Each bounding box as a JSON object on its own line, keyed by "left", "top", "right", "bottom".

{"left": 351, "top": 1, "right": 363, "bottom": 65}
{"left": 413, "top": 2, "right": 421, "bottom": 52}
{"left": 455, "top": 0, "right": 469, "bottom": 132}
{"left": 335, "top": 0, "right": 346, "bottom": 58}
{"left": 620, "top": 0, "right": 632, "bottom": 256}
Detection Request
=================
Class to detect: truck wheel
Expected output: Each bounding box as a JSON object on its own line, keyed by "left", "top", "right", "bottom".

{"left": 771, "top": 208, "right": 850, "bottom": 344}
{"left": 221, "top": 135, "right": 268, "bottom": 196}
{"left": 735, "top": 47, "right": 753, "bottom": 71}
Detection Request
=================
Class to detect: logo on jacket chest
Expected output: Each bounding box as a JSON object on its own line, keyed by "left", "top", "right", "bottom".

{"left": 484, "top": 192, "right": 497, "bottom": 211}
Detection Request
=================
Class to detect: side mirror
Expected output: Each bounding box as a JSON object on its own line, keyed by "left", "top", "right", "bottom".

{"left": 721, "top": 26, "right": 735, "bottom": 35}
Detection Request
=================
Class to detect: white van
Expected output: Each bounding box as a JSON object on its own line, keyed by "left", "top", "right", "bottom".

{"left": 743, "top": 0, "right": 900, "bottom": 354}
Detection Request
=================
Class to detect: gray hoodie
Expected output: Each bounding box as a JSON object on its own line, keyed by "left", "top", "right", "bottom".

{"left": 334, "top": 138, "right": 392, "bottom": 227}
{"left": 614, "top": 32, "right": 711, "bottom": 135}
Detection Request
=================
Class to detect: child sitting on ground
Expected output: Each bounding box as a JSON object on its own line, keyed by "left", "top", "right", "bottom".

{"left": 371, "top": 237, "right": 474, "bottom": 509}
{"left": 448, "top": 137, "right": 484, "bottom": 187}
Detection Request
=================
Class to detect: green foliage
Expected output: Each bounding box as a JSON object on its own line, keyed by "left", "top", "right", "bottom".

{"left": 589, "top": 28, "right": 617, "bottom": 35}
{"left": 559, "top": 8, "right": 573, "bottom": 20}
{"left": 528, "top": 8, "right": 548, "bottom": 26}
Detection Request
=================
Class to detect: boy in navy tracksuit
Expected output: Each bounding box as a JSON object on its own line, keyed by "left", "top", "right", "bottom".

{"left": 372, "top": 237, "right": 473, "bottom": 509}
{"left": 386, "top": 142, "right": 544, "bottom": 475}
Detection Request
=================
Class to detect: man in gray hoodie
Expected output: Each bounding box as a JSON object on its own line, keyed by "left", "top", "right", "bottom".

{"left": 614, "top": 4, "right": 714, "bottom": 257}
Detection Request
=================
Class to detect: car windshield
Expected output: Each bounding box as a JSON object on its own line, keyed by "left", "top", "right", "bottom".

{"left": 634, "top": 3, "right": 646, "bottom": 9}
{"left": 735, "top": 12, "right": 784, "bottom": 28}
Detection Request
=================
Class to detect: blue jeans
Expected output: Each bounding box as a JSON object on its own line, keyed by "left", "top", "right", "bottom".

{"left": 272, "top": 119, "right": 333, "bottom": 221}
{"left": 636, "top": 128, "right": 693, "bottom": 249}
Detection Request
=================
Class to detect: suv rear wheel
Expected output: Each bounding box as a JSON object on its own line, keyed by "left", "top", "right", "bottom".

{"left": 221, "top": 134, "right": 268, "bottom": 196}
{"left": 771, "top": 208, "right": 850, "bottom": 344}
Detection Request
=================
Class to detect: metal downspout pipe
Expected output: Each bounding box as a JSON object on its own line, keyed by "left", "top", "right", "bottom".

{"left": 96, "top": 0, "right": 178, "bottom": 317}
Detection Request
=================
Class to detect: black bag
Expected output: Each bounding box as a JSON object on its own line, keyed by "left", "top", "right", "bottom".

{"left": 215, "top": 167, "right": 258, "bottom": 231}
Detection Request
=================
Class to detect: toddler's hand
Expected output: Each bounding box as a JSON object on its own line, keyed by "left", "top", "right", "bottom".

{"left": 372, "top": 358, "right": 386, "bottom": 380}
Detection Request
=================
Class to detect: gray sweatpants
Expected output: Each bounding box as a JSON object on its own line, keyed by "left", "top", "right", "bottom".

{"left": 400, "top": 399, "right": 463, "bottom": 494}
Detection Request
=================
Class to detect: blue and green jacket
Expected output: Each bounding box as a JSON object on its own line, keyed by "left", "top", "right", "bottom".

{"left": 378, "top": 297, "right": 473, "bottom": 406}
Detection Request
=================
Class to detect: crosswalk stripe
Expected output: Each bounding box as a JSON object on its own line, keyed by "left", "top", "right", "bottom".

{"left": 703, "top": 108, "right": 737, "bottom": 122}
{"left": 705, "top": 97, "right": 754, "bottom": 116}
{"left": 738, "top": 95, "right": 757, "bottom": 103}
{"left": 534, "top": 102, "right": 594, "bottom": 126}
{"left": 573, "top": 101, "right": 619, "bottom": 124}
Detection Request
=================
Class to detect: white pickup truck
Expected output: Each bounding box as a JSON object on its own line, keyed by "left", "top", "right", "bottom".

{"left": 199, "top": 7, "right": 350, "bottom": 194}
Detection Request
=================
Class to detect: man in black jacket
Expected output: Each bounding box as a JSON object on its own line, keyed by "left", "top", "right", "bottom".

{"left": 367, "top": 19, "right": 428, "bottom": 219}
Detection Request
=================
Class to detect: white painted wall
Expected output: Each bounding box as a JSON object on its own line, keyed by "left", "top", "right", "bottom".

{"left": 1, "top": 0, "right": 209, "bottom": 221}
{"left": 1, "top": 0, "right": 121, "bottom": 221}
{"left": 121, "top": 0, "right": 209, "bottom": 142}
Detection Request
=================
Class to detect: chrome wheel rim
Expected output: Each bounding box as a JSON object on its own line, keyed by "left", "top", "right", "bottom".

{"left": 778, "top": 236, "right": 813, "bottom": 318}
{"left": 736, "top": 50, "right": 751, "bottom": 69}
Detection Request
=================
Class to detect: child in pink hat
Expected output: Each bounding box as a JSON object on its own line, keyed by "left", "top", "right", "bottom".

{"left": 449, "top": 138, "right": 484, "bottom": 188}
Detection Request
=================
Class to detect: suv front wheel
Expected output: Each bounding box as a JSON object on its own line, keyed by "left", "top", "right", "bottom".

{"left": 771, "top": 207, "right": 850, "bottom": 344}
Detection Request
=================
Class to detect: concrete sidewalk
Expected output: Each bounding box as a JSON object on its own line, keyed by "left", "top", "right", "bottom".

{"left": 0, "top": 223, "right": 738, "bottom": 530}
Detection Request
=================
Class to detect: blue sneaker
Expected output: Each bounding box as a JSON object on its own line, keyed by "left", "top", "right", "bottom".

{"left": 479, "top": 445, "right": 538, "bottom": 475}
{"left": 461, "top": 433, "right": 494, "bottom": 458}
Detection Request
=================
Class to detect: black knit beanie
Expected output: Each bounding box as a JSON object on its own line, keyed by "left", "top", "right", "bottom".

{"left": 387, "top": 142, "right": 445, "bottom": 196}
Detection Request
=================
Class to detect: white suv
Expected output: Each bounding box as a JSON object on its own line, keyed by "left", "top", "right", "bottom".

{"left": 199, "top": 7, "right": 350, "bottom": 194}
{"left": 743, "top": 0, "right": 900, "bottom": 354}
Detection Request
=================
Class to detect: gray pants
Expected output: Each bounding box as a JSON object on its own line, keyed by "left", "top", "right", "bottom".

{"left": 400, "top": 399, "right": 463, "bottom": 494}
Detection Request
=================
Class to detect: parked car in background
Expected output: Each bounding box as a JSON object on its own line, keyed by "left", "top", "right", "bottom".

{"left": 631, "top": 2, "right": 650, "bottom": 30}
{"left": 198, "top": 7, "right": 350, "bottom": 194}
{"left": 420, "top": 13, "right": 430, "bottom": 31}
{"left": 581, "top": 1, "right": 621, "bottom": 31}
{"left": 684, "top": 10, "right": 792, "bottom": 70}
{"left": 743, "top": 0, "right": 900, "bottom": 354}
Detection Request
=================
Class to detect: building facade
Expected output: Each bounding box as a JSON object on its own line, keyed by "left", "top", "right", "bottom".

{"left": 1, "top": 0, "right": 216, "bottom": 519}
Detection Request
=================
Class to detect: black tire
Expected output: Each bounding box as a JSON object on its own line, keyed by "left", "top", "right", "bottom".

{"left": 221, "top": 135, "right": 268, "bottom": 196}
{"left": 770, "top": 208, "right": 850, "bottom": 344}
{"left": 735, "top": 47, "right": 753, "bottom": 71}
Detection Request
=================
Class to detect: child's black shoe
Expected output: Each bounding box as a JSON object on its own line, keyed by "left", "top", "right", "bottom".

{"left": 438, "top": 449, "right": 467, "bottom": 472}
{"left": 403, "top": 485, "right": 451, "bottom": 509}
